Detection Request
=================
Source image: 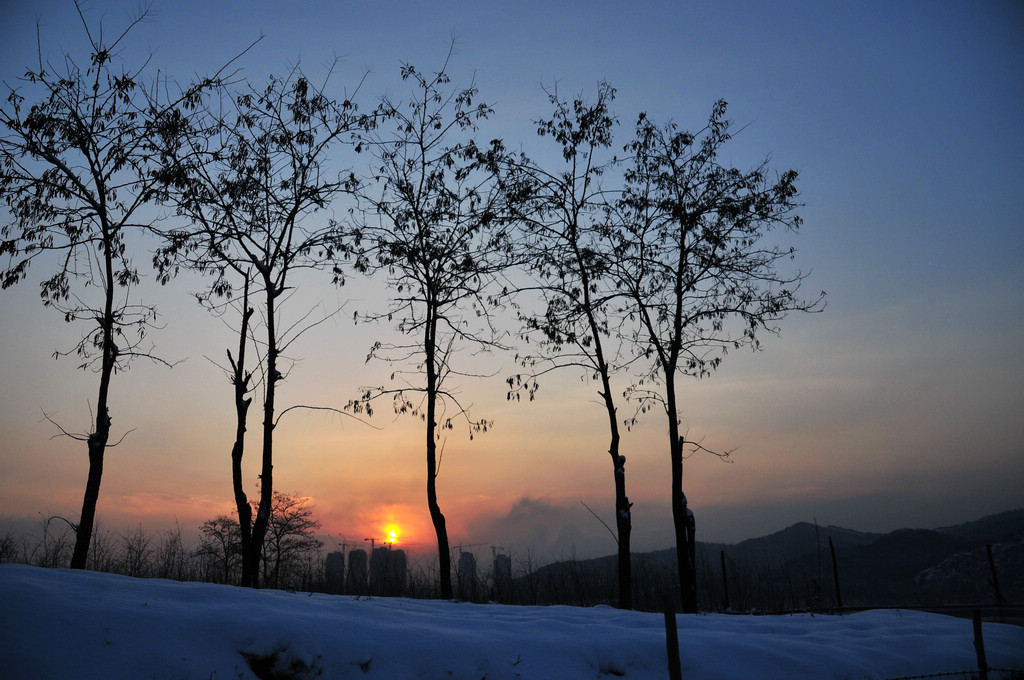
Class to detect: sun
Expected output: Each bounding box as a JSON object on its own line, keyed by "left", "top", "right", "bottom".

{"left": 385, "top": 524, "right": 399, "bottom": 544}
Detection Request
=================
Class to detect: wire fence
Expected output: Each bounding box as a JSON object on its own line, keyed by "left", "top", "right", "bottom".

{"left": 882, "top": 669, "right": 1022, "bottom": 680}
{"left": 873, "top": 607, "right": 1022, "bottom": 680}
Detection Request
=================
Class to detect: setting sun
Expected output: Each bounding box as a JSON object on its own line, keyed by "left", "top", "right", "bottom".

{"left": 386, "top": 525, "right": 399, "bottom": 544}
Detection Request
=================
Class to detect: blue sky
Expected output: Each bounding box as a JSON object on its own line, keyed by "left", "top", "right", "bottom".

{"left": 0, "top": 0, "right": 1021, "bottom": 559}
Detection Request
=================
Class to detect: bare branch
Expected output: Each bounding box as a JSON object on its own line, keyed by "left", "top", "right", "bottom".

{"left": 274, "top": 404, "right": 380, "bottom": 430}
{"left": 41, "top": 410, "right": 89, "bottom": 443}
{"left": 579, "top": 500, "right": 619, "bottom": 546}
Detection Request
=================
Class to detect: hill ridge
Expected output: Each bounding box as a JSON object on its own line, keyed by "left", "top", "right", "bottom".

{"left": 514, "top": 508, "right": 1024, "bottom": 610}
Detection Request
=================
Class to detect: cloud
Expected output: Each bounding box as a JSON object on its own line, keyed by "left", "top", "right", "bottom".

{"left": 465, "top": 496, "right": 620, "bottom": 562}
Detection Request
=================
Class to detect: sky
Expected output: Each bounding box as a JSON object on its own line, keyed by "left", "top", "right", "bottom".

{"left": 5, "top": 564, "right": 1024, "bottom": 679}
{"left": 0, "top": 0, "right": 1022, "bottom": 564}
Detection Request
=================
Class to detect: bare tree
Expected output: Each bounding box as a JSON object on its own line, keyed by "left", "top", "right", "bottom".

{"left": 0, "top": 3, "right": 217, "bottom": 568}
{"left": 0, "top": 526, "right": 18, "bottom": 565}
{"left": 348, "top": 52, "right": 520, "bottom": 599}
{"left": 198, "top": 515, "right": 243, "bottom": 584}
{"left": 611, "top": 101, "right": 825, "bottom": 612}
{"left": 118, "top": 524, "right": 153, "bottom": 577}
{"left": 196, "top": 493, "right": 321, "bottom": 589}
{"left": 154, "top": 523, "right": 190, "bottom": 580}
{"left": 86, "top": 518, "right": 118, "bottom": 573}
{"left": 26, "top": 516, "right": 76, "bottom": 568}
{"left": 260, "top": 491, "right": 322, "bottom": 590}
{"left": 153, "top": 65, "right": 366, "bottom": 587}
{"left": 507, "top": 82, "right": 636, "bottom": 608}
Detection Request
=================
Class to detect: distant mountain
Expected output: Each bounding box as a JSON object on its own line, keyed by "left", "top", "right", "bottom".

{"left": 935, "top": 508, "right": 1024, "bottom": 543}
{"left": 509, "top": 509, "right": 1024, "bottom": 612}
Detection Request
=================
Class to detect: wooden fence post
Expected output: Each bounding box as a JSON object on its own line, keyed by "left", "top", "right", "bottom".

{"left": 663, "top": 594, "right": 682, "bottom": 680}
{"left": 985, "top": 543, "right": 1007, "bottom": 611}
{"left": 720, "top": 550, "right": 730, "bottom": 612}
{"left": 829, "top": 536, "right": 843, "bottom": 609}
{"left": 973, "top": 609, "right": 988, "bottom": 680}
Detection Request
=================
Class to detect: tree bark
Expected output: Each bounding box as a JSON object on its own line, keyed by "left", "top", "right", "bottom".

{"left": 666, "top": 373, "right": 698, "bottom": 613}
{"left": 71, "top": 426, "right": 107, "bottom": 569}
{"left": 597, "top": 358, "right": 630, "bottom": 609}
{"left": 610, "top": 417, "right": 632, "bottom": 610}
{"left": 247, "top": 276, "right": 279, "bottom": 588}
{"left": 232, "top": 278, "right": 255, "bottom": 587}
{"left": 70, "top": 223, "right": 117, "bottom": 570}
{"left": 425, "top": 305, "right": 453, "bottom": 599}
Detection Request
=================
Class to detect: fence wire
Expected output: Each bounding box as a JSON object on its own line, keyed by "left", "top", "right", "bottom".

{"left": 881, "top": 668, "right": 1022, "bottom": 680}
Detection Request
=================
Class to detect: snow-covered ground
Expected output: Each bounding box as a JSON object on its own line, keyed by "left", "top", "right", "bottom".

{"left": 2, "top": 564, "right": 1022, "bottom": 680}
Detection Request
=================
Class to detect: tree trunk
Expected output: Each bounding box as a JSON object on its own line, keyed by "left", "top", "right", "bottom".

{"left": 233, "top": 420, "right": 254, "bottom": 587}
{"left": 232, "top": 278, "right": 255, "bottom": 587}
{"left": 666, "top": 373, "right": 697, "bottom": 613}
{"left": 247, "top": 277, "right": 278, "bottom": 588}
{"left": 581, "top": 247, "right": 632, "bottom": 609}
{"left": 427, "top": 435, "right": 452, "bottom": 599}
{"left": 70, "top": 426, "right": 107, "bottom": 569}
{"left": 70, "top": 229, "right": 117, "bottom": 570}
{"left": 671, "top": 435, "right": 697, "bottom": 613}
{"left": 597, "top": 362, "right": 630, "bottom": 609}
{"left": 612, "top": 431, "right": 632, "bottom": 610}
{"left": 425, "top": 307, "right": 453, "bottom": 599}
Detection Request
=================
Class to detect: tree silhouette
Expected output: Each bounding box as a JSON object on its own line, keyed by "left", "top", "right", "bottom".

{"left": 198, "top": 516, "right": 243, "bottom": 584}
{"left": 611, "top": 100, "right": 825, "bottom": 612}
{"left": 260, "top": 491, "right": 322, "bottom": 590}
{"left": 507, "top": 82, "right": 636, "bottom": 608}
{"left": 348, "top": 52, "right": 520, "bottom": 599}
{"left": 198, "top": 491, "right": 321, "bottom": 588}
{"left": 0, "top": 2, "right": 216, "bottom": 569}
{"left": 153, "top": 65, "right": 366, "bottom": 587}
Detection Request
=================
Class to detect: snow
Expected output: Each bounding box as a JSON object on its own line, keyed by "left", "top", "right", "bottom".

{"left": 2, "top": 564, "right": 1022, "bottom": 680}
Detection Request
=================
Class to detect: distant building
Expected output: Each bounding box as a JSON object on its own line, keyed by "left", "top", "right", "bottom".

{"left": 493, "top": 553, "right": 512, "bottom": 603}
{"left": 325, "top": 551, "right": 345, "bottom": 594}
{"left": 457, "top": 551, "right": 478, "bottom": 602}
{"left": 370, "top": 546, "right": 407, "bottom": 596}
{"left": 346, "top": 549, "right": 368, "bottom": 595}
